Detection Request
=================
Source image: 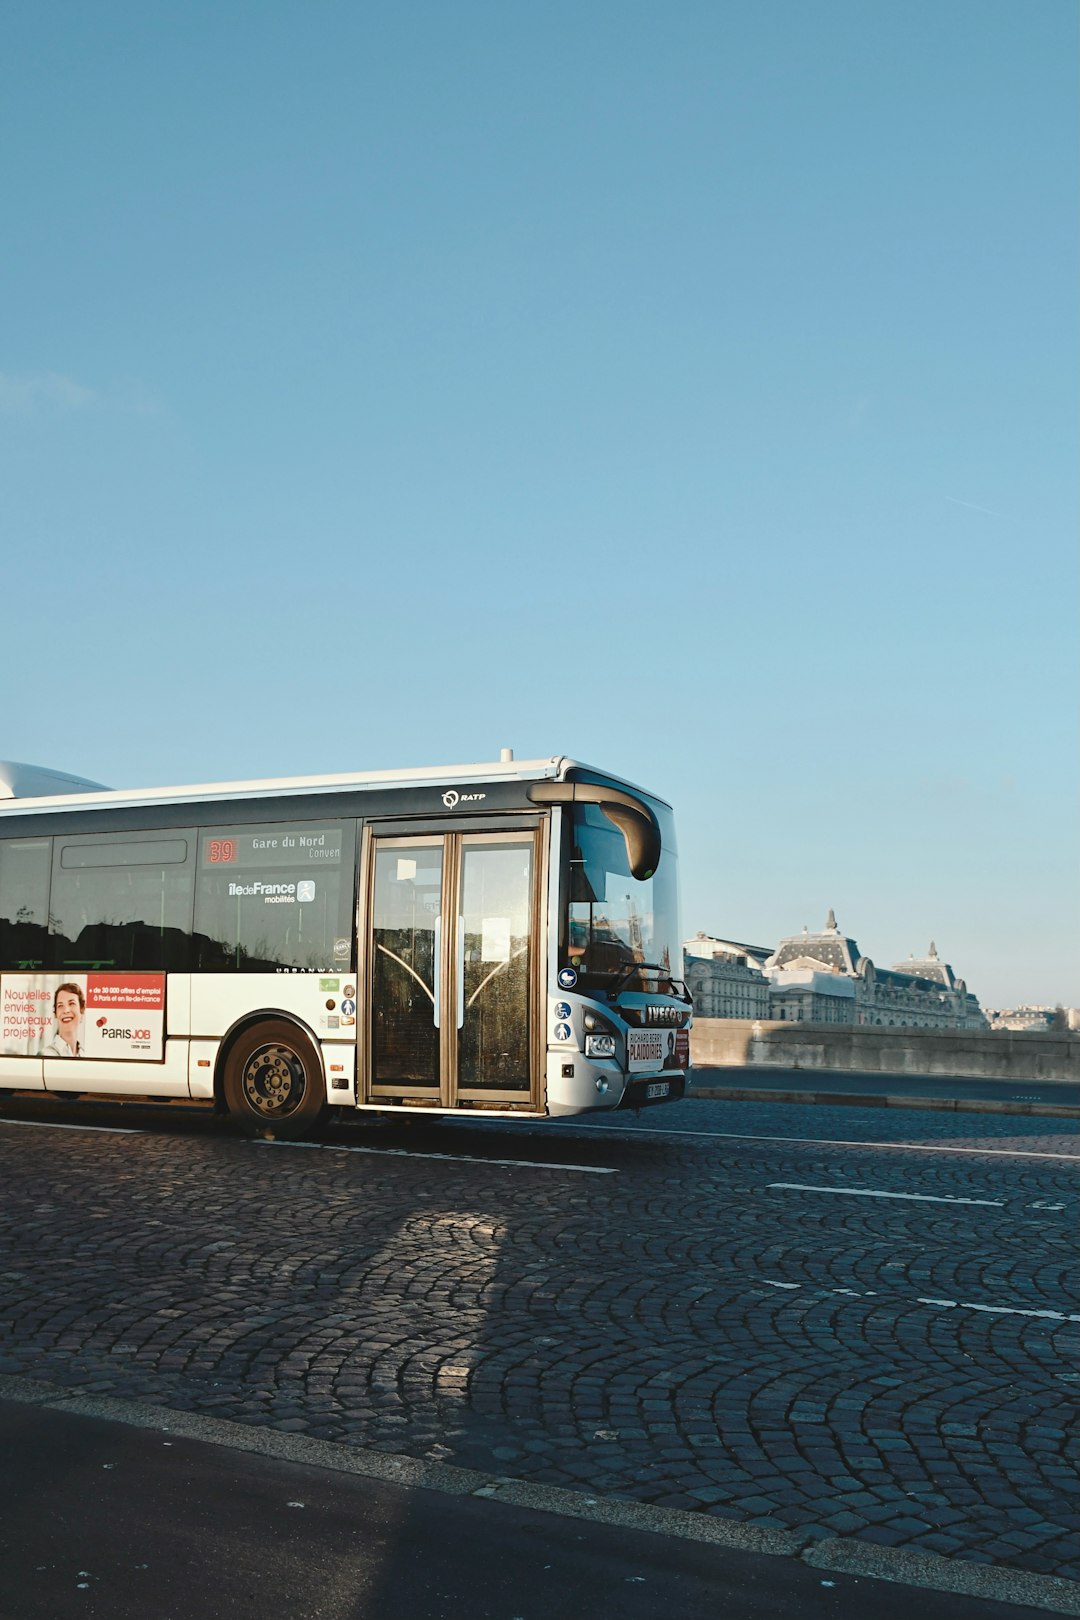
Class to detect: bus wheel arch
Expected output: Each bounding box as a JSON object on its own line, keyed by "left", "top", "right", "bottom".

{"left": 217, "top": 1014, "right": 326, "bottom": 1139}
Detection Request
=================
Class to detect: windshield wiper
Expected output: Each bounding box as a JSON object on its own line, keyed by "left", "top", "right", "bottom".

{"left": 599, "top": 962, "right": 691, "bottom": 1001}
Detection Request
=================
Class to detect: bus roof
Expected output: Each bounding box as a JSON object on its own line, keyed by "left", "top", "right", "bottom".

{"left": 0, "top": 756, "right": 668, "bottom": 819}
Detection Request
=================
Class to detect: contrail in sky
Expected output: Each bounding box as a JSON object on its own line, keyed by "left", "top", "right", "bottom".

{"left": 944, "top": 495, "right": 1003, "bottom": 518}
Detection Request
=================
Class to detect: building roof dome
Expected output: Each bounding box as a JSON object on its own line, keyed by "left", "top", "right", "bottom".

{"left": 891, "top": 940, "right": 957, "bottom": 988}
{"left": 767, "top": 909, "right": 863, "bottom": 976}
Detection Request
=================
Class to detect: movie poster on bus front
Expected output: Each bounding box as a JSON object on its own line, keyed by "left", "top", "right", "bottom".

{"left": 0, "top": 973, "right": 165, "bottom": 1060}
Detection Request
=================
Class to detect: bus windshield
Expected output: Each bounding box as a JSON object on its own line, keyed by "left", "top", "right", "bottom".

{"left": 564, "top": 800, "right": 682, "bottom": 995}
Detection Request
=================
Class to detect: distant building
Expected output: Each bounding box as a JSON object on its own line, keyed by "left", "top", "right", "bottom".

{"left": 768, "top": 967, "right": 856, "bottom": 1023}
{"left": 886, "top": 942, "right": 988, "bottom": 1030}
{"left": 985, "top": 1006, "right": 1076, "bottom": 1032}
{"left": 767, "top": 913, "right": 986, "bottom": 1029}
{"left": 684, "top": 933, "right": 771, "bottom": 969}
{"left": 683, "top": 934, "right": 770, "bottom": 1020}
{"left": 685, "top": 912, "right": 987, "bottom": 1029}
{"left": 765, "top": 910, "right": 864, "bottom": 1023}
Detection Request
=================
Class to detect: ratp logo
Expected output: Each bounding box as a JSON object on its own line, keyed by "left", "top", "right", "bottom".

{"left": 441, "top": 789, "right": 486, "bottom": 808}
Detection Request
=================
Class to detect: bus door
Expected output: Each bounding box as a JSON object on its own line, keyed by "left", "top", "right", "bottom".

{"left": 361, "top": 825, "right": 542, "bottom": 1110}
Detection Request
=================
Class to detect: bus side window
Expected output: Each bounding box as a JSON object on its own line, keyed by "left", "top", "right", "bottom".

{"left": 49, "top": 834, "right": 196, "bottom": 972}
{"left": 192, "top": 820, "right": 357, "bottom": 973}
{"left": 0, "top": 838, "right": 53, "bottom": 970}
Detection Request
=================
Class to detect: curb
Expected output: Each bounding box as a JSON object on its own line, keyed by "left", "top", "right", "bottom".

{"left": 689, "top": 1086, "right": 1080, "bottom": 1118}
{"left": 2, "top": 1375, "right": 1077, "bottom": 1615}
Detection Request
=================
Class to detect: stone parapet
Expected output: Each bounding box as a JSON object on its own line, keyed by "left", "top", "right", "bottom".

{"left": 689, "top": 1018, "right": 1080, "bottom": 1082}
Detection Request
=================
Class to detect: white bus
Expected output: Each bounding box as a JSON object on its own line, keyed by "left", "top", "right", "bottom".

{"left": 0, "top": 755, "right": 690, "bottom": 1137}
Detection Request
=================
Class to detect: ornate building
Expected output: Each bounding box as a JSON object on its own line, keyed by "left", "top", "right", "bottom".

{"left": 985, "top": 1006, "right": 1076, "bottom": 1032}
{"left": 767, "top": 912, "right": 986, "bottom": 1028}
{"left": 886, "top": 942, "right": 987, "bottom": 1030}
{"left": 683, "top": 935, "right": 770, "bottom": 1020}
{"left": 686, "top": 913, "right": 987, "bottom": 1029}
{"left": 766, "top": 910, "right": 863, "bottom": 1023}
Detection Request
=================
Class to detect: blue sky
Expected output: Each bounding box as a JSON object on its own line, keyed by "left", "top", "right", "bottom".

{"left": 1, "top": 1, "right": 1075, "bottom": 1006}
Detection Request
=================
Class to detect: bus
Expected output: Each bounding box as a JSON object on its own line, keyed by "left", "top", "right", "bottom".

{"left": 0, "top": 754, "right": 690, "bottom": 1137}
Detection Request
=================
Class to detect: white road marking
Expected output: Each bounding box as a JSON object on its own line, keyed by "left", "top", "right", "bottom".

{"left": 754, "top": 1279, "right": 1073, "bottom": 1321}
{"left": 572, "top": 1122, "right": 1080, "bottom": 1161}
{"left": 260, "top": 1141, "right": 617, "bottom": 1174}
{"left": 768, "top": 1182, "right": 1003, "bottom": 1206}
{"left": 0, "top": 1118, "right": 137, "bottom": 1135}
{"left": 918, "top": 1297, "right": 1080, "bottom": 1324}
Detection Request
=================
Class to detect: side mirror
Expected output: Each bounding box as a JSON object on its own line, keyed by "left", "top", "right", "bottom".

{"left": 527, "top": 782, "right": 661, "bottom": 880}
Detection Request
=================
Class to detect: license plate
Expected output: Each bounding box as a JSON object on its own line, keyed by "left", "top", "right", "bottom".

{"left": 645, "top": 1081, "right": 670, "bottom": 1099}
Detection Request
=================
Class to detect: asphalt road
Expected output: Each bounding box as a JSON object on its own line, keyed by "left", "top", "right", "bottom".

{"left": 0, "top": 1091, "right": 1076, "bottom": 1614}
{"left": 0, "top": 1396, "right": 1062, "bottom": 1620}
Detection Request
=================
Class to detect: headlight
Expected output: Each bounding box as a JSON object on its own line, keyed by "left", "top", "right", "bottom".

{"left": 585, "top": 1033, "right": 617, "bottom": 1059}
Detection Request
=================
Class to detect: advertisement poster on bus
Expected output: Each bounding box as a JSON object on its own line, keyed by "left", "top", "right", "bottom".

{"left": 0, "top": 973, "right": 165, "bottom": 1060}
{"left": 626, "top": 1028, "right": 688, "bottom": 1072}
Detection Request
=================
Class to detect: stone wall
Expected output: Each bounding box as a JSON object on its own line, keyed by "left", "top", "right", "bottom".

{"left": 690, "top": 1018, "right": 1080, "bottom": 1082}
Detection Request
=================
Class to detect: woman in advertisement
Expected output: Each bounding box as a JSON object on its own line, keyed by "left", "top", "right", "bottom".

{"left": 44, "top": 981, "right": 85, "bottom": 1057}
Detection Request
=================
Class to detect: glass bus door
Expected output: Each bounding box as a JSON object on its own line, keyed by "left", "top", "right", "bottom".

{"left": 363, "top": 829, "right": 540, "bottom": 1109}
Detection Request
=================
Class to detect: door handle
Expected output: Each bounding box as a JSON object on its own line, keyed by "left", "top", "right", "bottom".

{"left": 432, "top": 916, "right": 442, "bottom": 1029}
{"left": 456, "top": 916, "right": 465, "bottom": 1029}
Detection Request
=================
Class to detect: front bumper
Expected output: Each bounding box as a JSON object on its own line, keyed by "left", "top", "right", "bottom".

{"left": 617, "top": 1074, "right": 687, "bottom": 1109}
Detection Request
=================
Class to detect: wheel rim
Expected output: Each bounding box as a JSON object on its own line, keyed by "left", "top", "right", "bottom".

{"left": 241, "top": 1042, "right": 307, "bottom": 1118}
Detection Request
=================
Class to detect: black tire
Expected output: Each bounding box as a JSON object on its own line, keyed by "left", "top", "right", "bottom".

{"left": 222, "top": 1020, "right": 326, "bottom": 1139}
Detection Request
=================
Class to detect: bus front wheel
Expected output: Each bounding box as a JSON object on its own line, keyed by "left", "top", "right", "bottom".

{"left": 222, "top": 1021, "right": 326, "bottom": 1139}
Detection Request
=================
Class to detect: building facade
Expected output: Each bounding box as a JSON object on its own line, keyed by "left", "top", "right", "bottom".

{"left": 686, "top": 914, "right": 987, "bottom": 1029}
{"left": 985, "top": 1006, "right": 1078, "bottom": 1032}
{"left": 767, "top": 966, "right": 856, "bottom": 1023}
{"left": 767, "top": 914, "right": 986, "bottom": 1028}
{"left": 683, "top": 934, "right": 770, "bottom": 1020}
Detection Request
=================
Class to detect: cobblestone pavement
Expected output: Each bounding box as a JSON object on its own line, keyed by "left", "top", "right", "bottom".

{"left": 0, "top": 1095, "right": 1076, "bottom": 1582}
